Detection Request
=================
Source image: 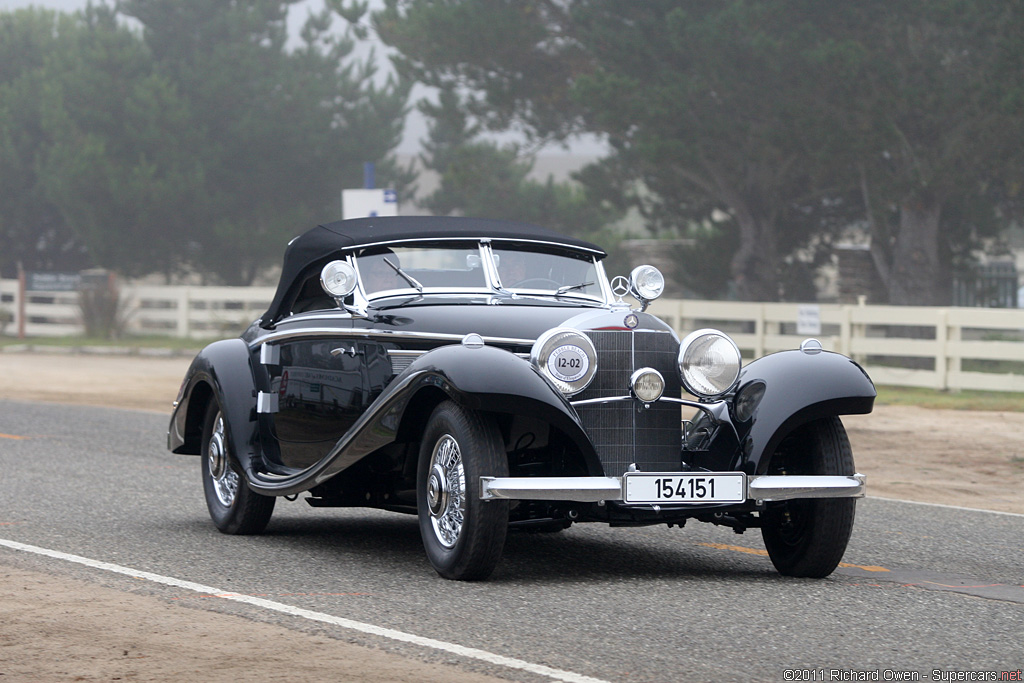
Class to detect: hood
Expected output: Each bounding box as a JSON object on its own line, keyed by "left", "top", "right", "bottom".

{"left": 365, "top": 296, "right": 676, "bottom": 343}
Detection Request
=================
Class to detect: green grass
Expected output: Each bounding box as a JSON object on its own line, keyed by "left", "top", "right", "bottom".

{"left": 875, "top": 385, "right": 1024, "bottom": 412}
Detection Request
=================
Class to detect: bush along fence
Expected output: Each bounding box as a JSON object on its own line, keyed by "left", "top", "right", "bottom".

{"left": 3, "top": 277, "right": 1024, "bottom": 393}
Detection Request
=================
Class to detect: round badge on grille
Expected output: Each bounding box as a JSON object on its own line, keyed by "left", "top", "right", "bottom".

{"left": 624, "top": 313, "right": 639, "bottom": 329}
{"left": 547, "top": 344, "right": 590, "bottom": 383}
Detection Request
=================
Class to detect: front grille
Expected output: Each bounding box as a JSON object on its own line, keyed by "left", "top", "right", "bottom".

{"left": 575, "top": 330, "right": 682, "bottom": 477}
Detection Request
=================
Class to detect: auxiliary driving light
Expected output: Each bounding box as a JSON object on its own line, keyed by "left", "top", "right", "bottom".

{"left": 320, "top": 260, "right": 358, "bottom": 299}
{"left": 630, "top": 368, "right": 665, "bottom": 403}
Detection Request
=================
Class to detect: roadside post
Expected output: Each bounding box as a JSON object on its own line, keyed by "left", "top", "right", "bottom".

{"left": 16, "top": 262, "right": 25, "bottom": 339}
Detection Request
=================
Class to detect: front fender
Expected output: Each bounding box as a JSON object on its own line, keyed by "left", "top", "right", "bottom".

{"left": 167, "top": 339, "right": 258, "bottom": 463}
{"left": 243, "top": 343, "right": 599, "bottom": 496}
{"left": 736, "top": 349, "right": 875, "bottom": 474}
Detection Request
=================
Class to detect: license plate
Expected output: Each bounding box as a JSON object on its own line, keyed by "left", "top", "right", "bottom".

{"left": 622, "top": 473, "right": 746, "bottom": 504}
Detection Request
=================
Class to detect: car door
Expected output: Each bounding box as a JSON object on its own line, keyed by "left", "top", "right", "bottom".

{"left": 266, "top": 336, "right": 390, "bottom": 470}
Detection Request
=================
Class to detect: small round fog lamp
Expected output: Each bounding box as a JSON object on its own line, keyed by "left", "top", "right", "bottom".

{"left": 630, "top": 368, "right": 665, "bottom": 403}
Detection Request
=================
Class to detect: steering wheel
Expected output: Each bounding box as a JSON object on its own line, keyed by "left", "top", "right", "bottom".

{"left": 509, "top": 278, "right": 560, "bottom": 289}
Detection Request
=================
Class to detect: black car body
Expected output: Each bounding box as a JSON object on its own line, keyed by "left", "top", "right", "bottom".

{"left": 168, "top": 216, "right": 874, "bottom": 580}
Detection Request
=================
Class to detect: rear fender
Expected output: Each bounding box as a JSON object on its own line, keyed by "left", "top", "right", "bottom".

{"left": 733, "top": 349, "right": 875, "bottom": 474}
{"left": 167, "top": 339, "right": 258, "bottom": 464}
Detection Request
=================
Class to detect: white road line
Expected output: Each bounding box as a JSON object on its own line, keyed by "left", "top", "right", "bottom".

{"left": 867, "top": 496, "right": 1024, "bottom": 518}
{"left": 0, "top": 538, "right": 610, "bottom": 683}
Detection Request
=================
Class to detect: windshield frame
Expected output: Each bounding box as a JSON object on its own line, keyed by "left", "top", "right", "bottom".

{"left": 348, "top": 239, "right": 612, "bottom": 306}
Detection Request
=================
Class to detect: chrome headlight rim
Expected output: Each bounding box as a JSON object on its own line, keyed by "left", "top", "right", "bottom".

{"left": 678, "top": 328, "right": 742, "bottom": 400}
{"left": 530, "top": 327, "right": 598, "bottom": 397}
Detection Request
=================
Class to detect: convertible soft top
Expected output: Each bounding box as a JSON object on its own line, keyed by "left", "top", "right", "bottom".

{"left": 261, "top": 216, "right": 606, "bottom": 326}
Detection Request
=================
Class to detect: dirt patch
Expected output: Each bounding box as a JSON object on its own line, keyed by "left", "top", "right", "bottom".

{"left": 0, "top": 350, "right": 189, "bottom": 414}
{"left": 0, "top": 564, "right": 507, "bottom": 683}
{"left": 844, "top": 407, "right": 1024, "bottom": 515}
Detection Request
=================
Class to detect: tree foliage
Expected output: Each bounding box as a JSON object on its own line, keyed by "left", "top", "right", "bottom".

{"left": 377, "top": 0, "right": 1024, "bottom": 304}
{"left": 0, "top": 9, "right": 88, "bottom": 276}
{"left": 0, "top": 1, "right": 412, "bottom": 284}
{"left": 813, "top": 0, "right": 1024, "bottom": 304}
{"left": 37, "top": 5, "right": 203, "bottom": 279}
{"left": 416, "top": 85, "right": 623, "bottom": 253}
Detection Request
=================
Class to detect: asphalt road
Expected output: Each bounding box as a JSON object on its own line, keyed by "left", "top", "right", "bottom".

{"left": 1, "top": 398, "right": 1022, "bottom": 682}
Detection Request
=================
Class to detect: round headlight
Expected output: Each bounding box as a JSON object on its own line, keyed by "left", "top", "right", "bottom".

{"left": 678, "top": 329, "right": 742, "bottom": 399}
{"left": 530, "top": 328, "right": 598, "bottom": 396}
{"left": 320, "top": 260, "right": 357, "bottom": 298}
{"left": 629, "top": 265, "right": 665, "bottom": 302}
{"left": 630, "top": 368, "right": 665, "bottom": 403}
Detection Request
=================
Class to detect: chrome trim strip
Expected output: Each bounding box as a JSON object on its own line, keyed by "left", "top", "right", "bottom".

{"left": 251, "top": 327, "right": 536, "bottom": 349}
{"left": 747, "top": 473, "right": 866, "bottom": 502}
{"left": 386, "top": 349, "right": 529, "bottom": 361}
{"left": 480, "top": 473, "right": 867, "bottom": 503}
{"left": 570, "top": 395, "right": 721, "bottom": 421}
{"left": 259, "top": 342, "right": 280, "bottom": 366}
{"left": 337, "top": 236, "right": 607, "bottom": 257}
{"left": 480, "top": 476, "right": 623, "bottom": 502}
{"left": 256, "top": 392, "right": 279, "bottom": 414}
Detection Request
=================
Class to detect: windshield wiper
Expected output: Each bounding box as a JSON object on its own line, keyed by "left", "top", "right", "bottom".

{"left": 383, "top": 257, "right": 423, "bottom": 292}
{"left": 555, "top": 281, "right": 594, "bottom": 295}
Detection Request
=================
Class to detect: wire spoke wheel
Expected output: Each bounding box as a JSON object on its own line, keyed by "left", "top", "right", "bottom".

{"left": 417, "top": 401, "right": 509, "bottom": 581}
{"left": 207, "top": 412, "right": 240, "bottom": 507}
{"left": 426, "top": 434, "right": 466, "bottom": 548}
{"left": 201, "top": 401, "right": 275, "bottom": 535}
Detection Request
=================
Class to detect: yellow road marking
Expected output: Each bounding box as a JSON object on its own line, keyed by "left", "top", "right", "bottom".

{"left": 697, "top": 542, "right": 890, "bottom": 573}
{"left": 0, "top": 433, "right": 28, "bottom": 440}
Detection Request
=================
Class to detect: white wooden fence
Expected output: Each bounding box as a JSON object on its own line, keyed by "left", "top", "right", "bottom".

{"left": 3, "top": 278, "right": 1024, "bottom": 393}
{"left": 0, "top": 279, "right": 274, "bottom": 340}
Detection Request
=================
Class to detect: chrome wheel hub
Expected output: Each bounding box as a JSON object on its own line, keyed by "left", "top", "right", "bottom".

{"left": 427, "top": 434, "right": 465, "bottom": 549}
{"left": 208, "top": 413, "right": 239, "bottom": 508}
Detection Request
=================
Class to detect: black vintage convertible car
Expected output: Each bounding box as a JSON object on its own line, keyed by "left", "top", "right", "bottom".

{"left": 168, "top": 216, "right": 874, "bottom": 580}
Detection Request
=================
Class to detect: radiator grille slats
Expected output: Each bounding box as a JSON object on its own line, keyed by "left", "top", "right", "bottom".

{"left": 576, "top": 330, "right": 682, "bottom": 477}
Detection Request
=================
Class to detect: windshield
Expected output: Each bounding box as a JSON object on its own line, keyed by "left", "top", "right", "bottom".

{"left": 352, "top": 242, "right": 606, "bottom": 302}
{"left": 356, "top": 245, "right": 486, "bottom": 297}
{"left": 492, "top": 247, "right": 604, "bottom": 299}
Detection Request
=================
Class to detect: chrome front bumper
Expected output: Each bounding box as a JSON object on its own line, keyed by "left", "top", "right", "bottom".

{"left": 479, "top": 473, "right": 866, "bottom": 504}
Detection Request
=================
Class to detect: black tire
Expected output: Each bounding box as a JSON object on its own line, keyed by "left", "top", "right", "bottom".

{"left": 760, "top": 416, "right": 856, "bottom": 578}
{"left": 201, "top": 400, "right": 275, "bottom": 535}
{"left": 417, "top": 401, "right": 509, "bottom": 580}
